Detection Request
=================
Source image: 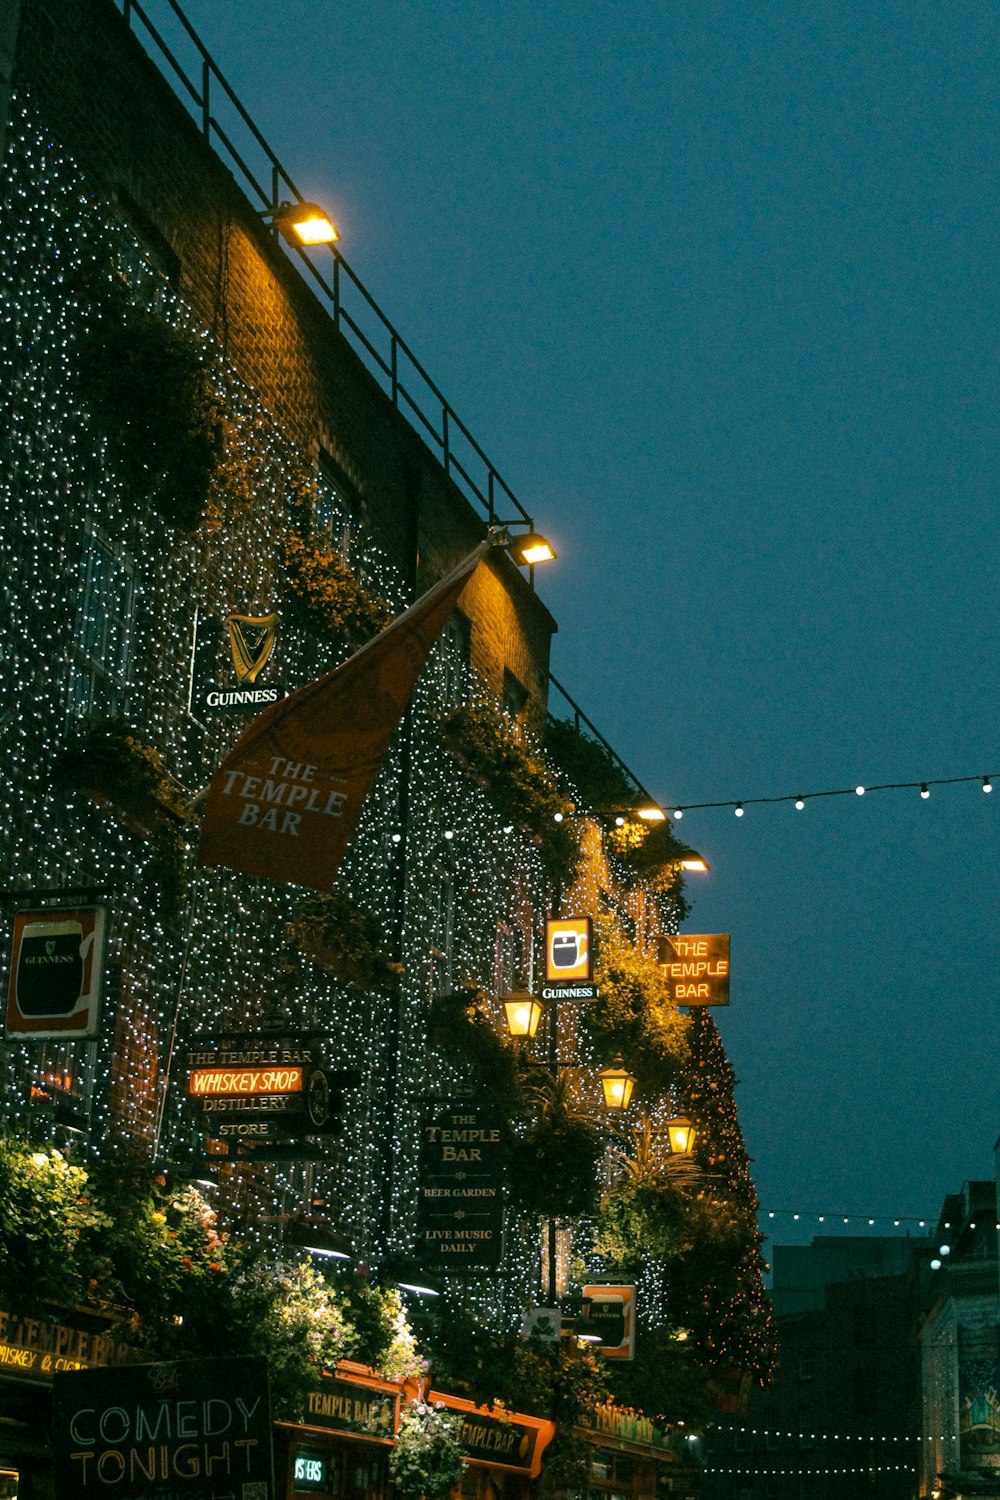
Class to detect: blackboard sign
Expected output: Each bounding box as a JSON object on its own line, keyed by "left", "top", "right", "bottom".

{"left": 416, "top": 1103, "right": 505, "bottom": 1270}
{"left": 52, "top": 1355, "right": 274, "bottom": 1498}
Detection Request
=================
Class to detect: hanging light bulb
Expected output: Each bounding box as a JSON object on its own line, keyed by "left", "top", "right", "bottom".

{"left": 734, "top": 803, "right": 744, "bottom": 817}
{"left": 983, "top": 776, "right": 993, "bottom": 793}
{"left": 920, "top": 784, "right": 930, "bottom": 799}
{"left": 794, "top": 797, "right": 805, "bottom": 810}
{"left": 855, "top": 785, "right": 865, "bottom": 796}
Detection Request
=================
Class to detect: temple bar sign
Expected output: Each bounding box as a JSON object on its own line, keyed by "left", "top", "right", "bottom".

{"left": 656, "top": 934, "right": 730, "bottom": 1006}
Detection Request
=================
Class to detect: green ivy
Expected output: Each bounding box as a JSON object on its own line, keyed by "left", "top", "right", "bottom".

{"left": 584, "top": 919, "right": 689, "bottom": 1096}
{"left": 437, "top": 702, "right": 582, "bottom": 891}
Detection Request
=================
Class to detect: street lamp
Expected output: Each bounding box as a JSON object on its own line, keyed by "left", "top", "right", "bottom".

{"left": 599, "top": 1055, "right": 637, "bottom": 1112}
{"left": 675, "top": 847, "right": 710, "bottom": 874}
{"left": 503, "top": 991, "right": 545, "bottom": 1040}
{"left": 666, "top": 1115, "right": 697, "bottom": 1155}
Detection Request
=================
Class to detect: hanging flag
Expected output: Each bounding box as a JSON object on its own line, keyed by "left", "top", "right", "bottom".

{"left": 197, "top": 539, "right": 492, "bottom": 889}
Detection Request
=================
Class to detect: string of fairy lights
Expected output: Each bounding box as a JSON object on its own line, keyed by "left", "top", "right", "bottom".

{"left": 760, "top": 1207, "right": 1000, "bottom": 1233}
{"left": 665, "top": 773, "right": 993, "bottom": 819}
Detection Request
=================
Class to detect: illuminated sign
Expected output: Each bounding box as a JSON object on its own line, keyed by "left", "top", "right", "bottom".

{"left": 293, "top": 1449, "right": 331, "bottom": 1490}
{"left": 416, "top": 1104, "right": 505, "bottom": 1271}
{"left": 302, "top": 1372, "right": 399, "bottom": 1441}
{"left": 581, "top": 1285, "right": 635, "bottom": 1360}
{"left": 5, "top": 906, "right": 106, "bottom": 1039}
{"left": 544, "top": 917, "right": 592, "bottom": 983}
{"left": 0, "top": 1308, "right": 133, "bottom": 1384}
{"left": 656, "top": 933, "right": 730, "bottom": 1005}
{"left": 425, "top": 1389, "right": 556, "bottom": 1477}
{"left": 188, "top": 607, "right": 286, "bottom": 721}
{"left": 188, "top": 1067, "right": 304, "bottom": 1096}
{"left": 185, "top": 1034, "right": 358, "bottom": 1139}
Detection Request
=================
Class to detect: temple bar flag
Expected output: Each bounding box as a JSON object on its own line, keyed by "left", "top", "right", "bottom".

{"left": 197, "top": 539, "right": 492, "bottom": 890}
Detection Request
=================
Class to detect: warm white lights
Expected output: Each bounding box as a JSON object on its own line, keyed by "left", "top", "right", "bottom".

{"left": 507, "top": 531, "right": 556, "bottom": 566}
{"left": 267, "top": 200, "right": 339, "bottom": 245}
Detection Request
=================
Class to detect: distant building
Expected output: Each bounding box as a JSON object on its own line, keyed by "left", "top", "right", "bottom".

{"left": 919, "top": 1182, "right": 1000, "bottom": 1499}
{"left": 703, "top": 1236, "right": 931, "bottom": 1500}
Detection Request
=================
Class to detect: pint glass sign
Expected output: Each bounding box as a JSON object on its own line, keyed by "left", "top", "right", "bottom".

{"left": 5, "top": 906, "right": 106, "bottom": 1038}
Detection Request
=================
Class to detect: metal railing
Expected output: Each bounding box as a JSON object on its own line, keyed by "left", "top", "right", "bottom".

{"left": 118, "top": 0, "right": 535, "bottom": 536}
{"left": 548, "top": 674, "right": 655, "bottom": 803}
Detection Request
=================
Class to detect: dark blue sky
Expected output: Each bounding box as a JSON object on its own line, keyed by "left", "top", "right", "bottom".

{"left": 156, "top": 1, "right": 997, "bottom": 1240}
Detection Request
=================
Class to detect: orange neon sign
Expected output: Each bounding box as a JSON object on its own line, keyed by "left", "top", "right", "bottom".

{"left": 188, "top": 1066, "right": 304, "bottom": 1096}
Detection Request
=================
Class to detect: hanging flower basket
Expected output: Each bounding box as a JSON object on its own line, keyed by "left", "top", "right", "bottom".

{"left": 436, "top": 703, "right": 581, "bottom": 891}
{"left": 282, "top": 529, "right": 389, "bottom": 644}
{"left": 389, "top": 1401, "right": 466, "bottom": 1500}
{"left": 51, "top": 719, "right": 191, "bottom": 911}
{"left": 287, "top": 887, "right": 403, "bottom": 989}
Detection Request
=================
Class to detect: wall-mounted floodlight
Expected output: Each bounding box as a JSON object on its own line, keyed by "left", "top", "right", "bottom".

{"left": 507, "top": 531, "right": 556, "bottom": 566}
{"left": 262, "top": 200, "right": 339, "bottom": 246}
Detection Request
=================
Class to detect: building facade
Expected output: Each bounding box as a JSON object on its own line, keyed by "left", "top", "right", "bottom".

{"left": 0, "top": 3, "right": 772, "bottom": 1496}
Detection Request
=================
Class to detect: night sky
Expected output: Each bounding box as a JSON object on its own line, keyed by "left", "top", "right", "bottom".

{"left": 147, "top": 1, "right": 997, "bottom": 1246}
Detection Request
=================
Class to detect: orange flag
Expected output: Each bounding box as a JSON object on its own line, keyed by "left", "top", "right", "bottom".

{"left": 197, "top": 540, "right": 491, "bottom": 890}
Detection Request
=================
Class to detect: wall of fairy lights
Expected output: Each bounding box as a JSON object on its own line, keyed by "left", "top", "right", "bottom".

{"left": 0, "top": 93, "right": 696, "bottom": 1334}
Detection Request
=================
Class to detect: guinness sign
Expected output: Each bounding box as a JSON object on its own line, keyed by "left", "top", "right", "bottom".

{"left": 5, "top": 906, "right": 106, "bottom": 1038}
{"left": 188, "top": 607, "right": 285, "bottom": 720}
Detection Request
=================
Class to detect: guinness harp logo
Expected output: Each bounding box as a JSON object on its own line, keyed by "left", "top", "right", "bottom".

{"left": 225, "top": 613, "right": 279, "bottom": 684}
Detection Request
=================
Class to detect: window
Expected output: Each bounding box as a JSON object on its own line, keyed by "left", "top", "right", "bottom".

{"left": 503, "top": 667, "right": 528, "bottom": 720}
{"left": 68, "top": 523, "right": 136, "bottom": 716}
{"left": 494, "top": 918, "right": 524, "bottom": 997}
{"left": 441, "top": 610, "right": 471, "bottom": 705}
{"left": 853, "top": 1367, "right": 878, "bottom": 1418}
{"left": 317, "top": 448, "right": 363, "bottom": 559}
